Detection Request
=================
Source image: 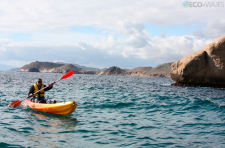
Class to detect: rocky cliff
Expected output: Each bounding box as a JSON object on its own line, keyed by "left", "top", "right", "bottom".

{"left": 171, "top": 35, "right": 225, "bottom": 87}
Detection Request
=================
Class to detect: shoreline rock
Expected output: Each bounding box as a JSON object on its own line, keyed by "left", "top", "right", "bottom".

{"left": 171, "top": 35, "right": 225, "bottom": 88}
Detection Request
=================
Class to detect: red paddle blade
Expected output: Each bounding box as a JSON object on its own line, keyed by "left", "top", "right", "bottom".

{"left": 8, "top": 100, "right": 23, "bottom": 108}
{"left": 60, "top": 70, "right": 74, "bottom": 80}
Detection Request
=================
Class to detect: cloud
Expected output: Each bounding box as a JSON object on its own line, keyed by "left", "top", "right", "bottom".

{"left": 193, "top": 20, "right": 225, "bottom": 39}
{"left": 0, "top": 0, "right": 224, "bottom": 35}
{"left": 0, "top": 39, "right": 12, "bottom": 51}
{"left": 0, "top": 60, "right": 28, "bottom": 68}
{"left": 30, "top": 31, "right": 102, "bottom": 44}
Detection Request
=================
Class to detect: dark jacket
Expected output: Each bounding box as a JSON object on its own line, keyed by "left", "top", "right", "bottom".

{"left": 28, "top": 84, "right": 53, "bottom": 98}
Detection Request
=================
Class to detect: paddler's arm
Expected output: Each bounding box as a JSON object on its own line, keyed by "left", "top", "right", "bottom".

{"left": 44, "top": 83, "right": 54, "bottom": 91}
{"left": 28, "top": 85, "right": 35, "bottom": 97}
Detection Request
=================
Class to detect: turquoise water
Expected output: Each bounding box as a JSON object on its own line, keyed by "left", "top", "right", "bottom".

{"left": 1, "top": 71, "right": 225, "bottom": 147}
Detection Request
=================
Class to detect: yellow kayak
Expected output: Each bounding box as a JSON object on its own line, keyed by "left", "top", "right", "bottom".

{"left": 23, "top": 99, "right": 77, "bottom": 116}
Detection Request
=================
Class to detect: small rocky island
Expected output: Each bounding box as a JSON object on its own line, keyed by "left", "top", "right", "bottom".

{"left": 171, "top": 35, "right": 225, "bottom": 87}
{"left": 19, "top": 61, "right": 99, "bottom": 74}
{"left": 19, "top": 61, "right": 173, "bottom": 78}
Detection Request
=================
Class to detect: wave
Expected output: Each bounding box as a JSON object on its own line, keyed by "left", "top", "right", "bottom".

{"left": 81, "top": 102, "right": 135, "bottom": 109}
{"left": 0, "top": 142, "right": 24, "bottom": 148}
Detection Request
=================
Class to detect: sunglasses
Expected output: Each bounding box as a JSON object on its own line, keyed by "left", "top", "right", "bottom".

{"left": 37, "top": 81, "right": 42, "bottom": 83}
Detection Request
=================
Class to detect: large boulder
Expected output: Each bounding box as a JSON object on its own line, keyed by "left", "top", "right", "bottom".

{"left": 171, "top": 35, "right": 225, "bottom": 87}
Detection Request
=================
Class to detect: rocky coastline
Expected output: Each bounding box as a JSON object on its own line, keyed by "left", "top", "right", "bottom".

{"left": 100, "top": 63, "right": 172, "bottom": 77}
{"left": 19, "top": 61, "right": 172, "bottom": 78}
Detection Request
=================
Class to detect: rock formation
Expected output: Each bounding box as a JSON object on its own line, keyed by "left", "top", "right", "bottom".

{"left": 100, "top": 63, "right": 173, "bottom": 77}
{"left": 100, "top": 66, "right": 126, "bottom": 76}
{"left": 19, "top": 61, "right": 172, "bottom": 78}
{"left": 126, "top": 63, "right": 172, "bottom": 77}
{"left": 20, "top": 61, "right": 64, "bottom": 72}
{"left": 19, "top": 61, "right": 95, "bottom": 74}
{"left": 171, "top": 35, "right": 225, "bottom": 87}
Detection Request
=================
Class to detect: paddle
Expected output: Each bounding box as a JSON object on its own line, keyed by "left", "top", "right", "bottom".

{"left": 8, "top": 70, "right": 74, "bottom": 108}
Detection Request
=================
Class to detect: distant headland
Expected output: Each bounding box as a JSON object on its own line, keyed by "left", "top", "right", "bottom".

{"left": 18, "top": 61, "right": 173, "bottom": 78}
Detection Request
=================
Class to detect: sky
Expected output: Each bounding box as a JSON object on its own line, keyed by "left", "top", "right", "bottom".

{"left": 0, "top": 0, "right": 225, "bottom": 69}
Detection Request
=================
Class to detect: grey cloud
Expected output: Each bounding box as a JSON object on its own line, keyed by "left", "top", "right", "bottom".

{"left": 193, "top": 20, "right": 225, "bottom": 39}
{"left": 120, "top": 22, "right": 150, "bottom": 48}
{"left": 120, "top": 22, "right": 145, "bottom": 36}
{"left": 126, "top": 36, "right": 149, "bottom": 48}
{"left": 0, "top": 0, "right": 224, "bottom": 34}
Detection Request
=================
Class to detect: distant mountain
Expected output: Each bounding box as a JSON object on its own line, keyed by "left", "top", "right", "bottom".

{"left": 0, "top": 64, "right": 17, "bottom": 71}
{"left": 126, "top": 62, "right": 173, "bottom": 77}
{"left": 20, "top": 61, "right": 80, "bottom": 73}
{"left": 100, "top": 62, "right": 173, "bottom": 77}
{"left": 128, "top": 66, "right": 153, "bottom": 73}
{"left": 20, "top": 61, "right": 64, "bottom": 72}
{"left": 149, "top": 62, "right": 173, "bottom": 75}
{"left": 55, "top": 62, "right": 107, "bottom": 70}
{"left": 19, "top": 61, "right": 101, "bottom": 74}
{"left": 19, "top": 61, "right": 173, "bottom": 78}
{"left": 100, "top": 66, "right": 126, "bottom": 76}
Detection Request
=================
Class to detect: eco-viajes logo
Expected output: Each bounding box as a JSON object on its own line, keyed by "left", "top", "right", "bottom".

{"left": 183, "top": 1, "right": 224, "bottom": 8}
{"left": 183, "top": 1, "right": 189, "bottom": 7}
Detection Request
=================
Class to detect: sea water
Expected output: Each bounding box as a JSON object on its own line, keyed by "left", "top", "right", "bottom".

{"left": 0, "top": 71, "right": 225, "bottom": 147}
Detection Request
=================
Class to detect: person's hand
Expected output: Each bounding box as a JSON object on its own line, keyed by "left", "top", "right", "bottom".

{"left": 50, "top": 83, "right": 54, "bottom": 87}
{"left": 29, "top": 94, "right": 33, "bottom": 97}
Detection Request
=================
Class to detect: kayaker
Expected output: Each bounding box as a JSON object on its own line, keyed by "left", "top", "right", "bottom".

{"left": 28, "top": 78, "right": 56, "bottom": 104}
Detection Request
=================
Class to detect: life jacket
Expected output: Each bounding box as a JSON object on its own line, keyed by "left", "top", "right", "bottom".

{"left": 33, "top": 83, "right": 45, "bottom": 98}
